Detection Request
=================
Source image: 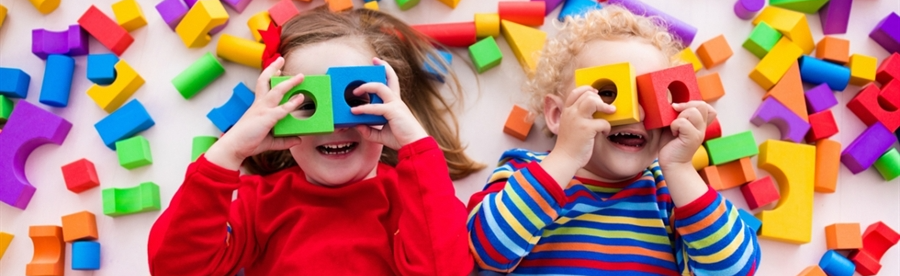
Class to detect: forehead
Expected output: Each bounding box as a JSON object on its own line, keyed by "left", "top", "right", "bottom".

{"left": 282, "top": 36, "right": 376, "bottom": 76}
{"left": 574, "top": 39, "right": 670, "bottom": 77}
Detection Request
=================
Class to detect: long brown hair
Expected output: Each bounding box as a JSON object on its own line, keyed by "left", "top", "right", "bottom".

{"left": 244, "top": 6, "right": 484, "bottom": 180}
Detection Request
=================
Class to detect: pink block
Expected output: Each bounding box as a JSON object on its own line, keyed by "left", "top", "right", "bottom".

{"left": 268, "top": 0, "right": 299, "bottom": 26}
{"left": 751, "top": 97, "right": 811, "bottom": 143}
{"left": 819, "top": 0, "right": 852, "bottom": 35}
{"left": 734, "top": 0, "right": 764, "bottom": 20}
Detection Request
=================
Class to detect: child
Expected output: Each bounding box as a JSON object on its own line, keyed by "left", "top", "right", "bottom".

{"left": 467, "top": 6, "right": 761, "bottom": 275}
{"left": 148, "top": 7, "right": 482, "bottom": 276}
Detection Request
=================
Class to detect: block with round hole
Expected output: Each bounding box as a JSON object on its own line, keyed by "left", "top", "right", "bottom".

{"left": 635, "top": 64, "right": 702, "bottom": 130}
{"left": 326, "top": 65, "right": 388, "bottom": 128}
{"left": 574, "top": 62, "right": 639, "bottom": 126}
{"left": 271, "top": 75, "right": 334, "bottom": 136}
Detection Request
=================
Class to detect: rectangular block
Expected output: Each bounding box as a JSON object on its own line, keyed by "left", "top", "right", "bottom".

{"left": 716, "top": 157, "right": 757, "bottom": 190}
{"left": 815, "top": 36, "right": 849, "bottom": 65}
{"left": 840, "top": 122, "right": 897, "bottom": 174}
{"left": 705, "top": 131, "right": 759, "bottom": 165}
{"left": 61, "top": 211, "right": 98, "bottom": 242}
{"left": 826, "top": 223, "right": 863, "bottom": 250}
{"left": 94, "top": 100, "right": 155, "bottom": 150}
{"left": 699, "top": 166, "right": 723, "bottom": 189}
{"left": 750, "top": 38, "right": 803, "bottom": 90}
{"left": 78, "top": 5, "right": 134, "bottom": 56}
{"left": 814, "top": 139, "right": 840, "bottom": 193}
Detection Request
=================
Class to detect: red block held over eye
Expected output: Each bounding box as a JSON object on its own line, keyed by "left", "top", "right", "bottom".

{"left": 636, "top": 64, "right": 703, "bottom": 130}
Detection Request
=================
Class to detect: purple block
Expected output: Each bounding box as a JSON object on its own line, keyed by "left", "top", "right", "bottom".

{"left": 734, "top": 0, "right": 764, "bottom": 20}
{"left": 31, "top": 25, "right": 89, "bottom": 59}
{"left": 841, "top": 122, "right": 897, "bottom": 174}
{"left": 184, "top": 0, "right": 199, "bottom": 7}
{"left": 0, "top": 101, "right": 73, "bottom": 209}
{"left": 870, "top": 12, "right": 900, "bottom": 54}
{"left": 805, "top": 83, "right": 838, "bottom": 113}
{"left": 819, "top": 0, "right": 852, "bottom": 35}
{"left": 751, "top": 97, "right": 811, "bottom": 143}
{"left": 607, "top": 0, "right": 697, "bottom": 45}
{"left": 534, "top": 0, "right": 565, "bottom": 16}
{"left": 156, "top": 0, "right": 189, "bottom": 30}
{"left": 222, "top": 0, "right": 253, "bottom": 13}
{"left": 209, "top": 18, "right": 230, "bottom": 35}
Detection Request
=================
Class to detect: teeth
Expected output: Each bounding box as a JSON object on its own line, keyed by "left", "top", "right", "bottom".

{"left": 611, "top": 132, "right": 643, "bottom": 139}
{"left": 322, "top": 143, "right": 353, "bottom": 149}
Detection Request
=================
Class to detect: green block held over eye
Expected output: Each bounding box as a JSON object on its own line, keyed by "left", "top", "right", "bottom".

{"left": 271, "top": 75, "right": 334, "bottom": 137}
{"left": 743, "top": 22, "right": 782, "bottom": 59}
{"left": 874, "top": 148, "right": 900, "bottom": 181}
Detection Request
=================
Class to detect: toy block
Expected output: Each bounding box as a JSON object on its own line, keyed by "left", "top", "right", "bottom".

{"left": 806, "top": 110, "right": 838, "bottom": 142}
{"left": 815, "top": 37, "right": 849, "bottom": 65}
{"left": 696, "top": 35, "right": 733, "bottom": 69}
{"left": 94, "top": 99, "right": 155, "bottom": 150}
{"left": 741, "top": 175, "right": 779, "bottom": 210}
{"left": 396, "top": 0, "right": 420, "bottom": 11}
{"left": 112, "top": 0, "right": 147, "bottom": 32}
{"left": 116, "top": 135, "right": 152, "bottom": 169}
{"left": 738, "top": 209, "right": 761, "bottom": 234}
{"left": 558, "top": 0, "right": 602, "bottom": 22}
{"left": 825, "top": 223, "right": 862, "bottom": 250}
{"left": 799, "top": 56, "right": 851, "bottom": 91}
{"left": 704, "top": 118, "right": 722, "bottom": 141}
{"left": 757, "top": 139, "right": 815, "bottom": 244}
{"left": 326, "top": 66, "right": 388, "bottom": 128}
{"left": 61, "top": 159, "right": 100, "bottom": 193}
{"left": 750, "top": 38, "right": 803, "bottom": 90}
{"left": 268, "top": 0, "right": 297, "bottom": 25}
{"left": 0, "top": 67, "right": 31, "bottom": 98}
{"left": 207, "top": 82, "right": 254, "bottom": 132}
{"left": 769, "top": 0, "right": 828, "bottom": 14}
{"left": 869, "top": 13, "right": 900, "bottom": 54}
{"left": 797, "top": 265, "right": 827, "bottom": 276}
{"left": 698, "top": 166, "right": 723, "bottom": 189}
{"left": 87, "top": 53, "right": 119, "bottom": 85}
{"left": 764, "top": 62, "right": 808, "bottom": 121}
{"left": 752, "top": 6, "right": 815, "bottom": 54}
{"left": 819, "top": 250, "right": 855, "bottom": 276}
{"left": 504, "top": 104, "right": 534, "bottom": 141}
{"left": 818, "top": 0, "right": 851, "bottom": 35}
{"left": 173, "top": 52, "right": 225, "bottom": 99}
{"left": 327, "top": 0, "right": 353, "bottom": 12}
{"left": 475, "top": 13, "right": 500, "bottom": 38}
{"left": 705, "top": 131, "right": 758, "bottom": 165}
{"left": 0, "top": 5, "right": 6, "bottom": 29}
{"left": 734, "top": 0, "right": 765, "bottom": 20}
{"left": 28, "top": 0, "right": 59, "bottom": 14}
{"left": 247, "top": 11, "right": 271, "bottom": 42}
{"left": 744, "top": 22, "right": 782, "bottom": 59}
{"left": 534, "top": 0, "right": 563, "bottom": 16}
{"left": 39, "top": 55, "right": 75, "bottom": 108}
{"left": 692, "top": 146, "right": 709, "bottom": 171}
{"left": 437, "top": 0, "right": 461, "bottom": 9}
{"left": 271, "top": 75, "right": 334, "bottom": 136}
{"left": 424, "top": 50, "right": 452, "bottom": 82}
{"left": 0, "top": 101, "right": 72, "bottom": 210}
{"left": 31, "top": 25, "right": 89, "bottom": 59}
{"left": 715, "top": 157, "right": 757, "bottom": 190}
{"left": 607, "top": 0, "right": 697, "bottom": 45}
{"left": 87, "top": 60, "right": 145, "bottom": 113}
{"left": 0, "top": 232, "right": 11, "bottom": 260}
{"left": 185, "top": 0, "right": 200, "bottom": 7}
{"left": 840, "top": 122, "right": 897, "bottom": 174}
{"left": 102, "top": 182, "right": 161, "bottom": 217}
{"left": 850, "top": 222, "right": 900, "bottom": 275}
{"left": 192, "top": 136, "right": 218, "bottom": 162}
{"left": 26, "top": 225, "right": 64, "bottom": 276}
{"left": 78, "top": 5, "right": 134, "bottom": 56}
{"left": 364, "top": 1, "right": 379, "bottom": 11}
{"left": 222, "top": 0, "right": 252, "bottom": 13}
{"left": 61, "top": 211, "right": 98, "bottom": 242}
{"left": 176, "top": 0, "right": 229, "bottom": 48}
{"left": 874, "top": 148, "right": 900, "bottom": 180}
{"left": 876, "top": 53, "right": 900, "bottom": 85}
{"left": 501, "top": 20, "right": 546, "bottom": 72}
{"left": 0, "top": 95, "right": 12, "bottom": 122}
{"left": 412, "top": 22, "right": 477, "bottom": 47}
{"left": 851, "top": 252, "right": 882, "bottom": 276}
{"left": 72, "top": 241, "right": 100, "bottom": 270}
{"left": 848, "top": 54, "right": 877, "bottom": 86}
{"left": 804, "top": 83, "right": 837, "bottom": 114}
{"left": 469, "top": 36, "right": 503, "bottom": 73}
{"left": 814, "top": 139, "right": 840, "bottom": 193}
{"left": 697, "top": 73, "right": 725, "bottom": 102}
{"left": 216, "top": 34, "right": 264, "bottom": 69}
{"left": 155, "top": 0, "right": 189, "bottom": 30}
{"left": 677, "top": 48, "right": 702, "bottom": 72}
{"left": 636, "top": 64, "right": 703, "bottom": 130}
{"left": 847, "top": 82, "right": 900, "bottom": 132}
{"left": 575, "top": 62, "right": 640, "bottom": 126}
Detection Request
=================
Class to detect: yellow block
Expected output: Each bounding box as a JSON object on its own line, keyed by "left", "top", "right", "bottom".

{"left": 757, "top": 139, "right": 816, "bottom": 244}
{"left": 752, "top": 6, "right": 814, "bottom": 54}
{"left": 0, "top": 5, "right": 7, "bottom": 29}
{"left": 475, "top": 13, "right": 500, "bottom": 38}
{"left": 29, "top": 0, "right": 59, "bottom": 14}
{"left": 216, "top": 34, "right": 264, "bottom": 69}
{"left": 848, "top": 54, "right": 877, "bottom": 86}
{"left": 574, "top": 62, "right": 640, "bottom": 126}
{"left": 175, "top": 0, "right": 229, "bottom": 48}
{"left": 692, "top": 146, "right": 709, "bottom": 171}
{"left": 437, "top": 0, "right": 461, "bottom": 9}
{"left": 112, "top": 0, "right": 147, "bottom": 32}
{"left": 0, "top": 232, "right": 12, "bottom": 260}
{"left": 501, "top": 20, "right": 546, "bottom": 73}
{"left": 750, "top": 38, "right": 803, "bottom": 90}
{"left": 363, "top": 1, "right": 379, "bottom": 10}
{"left": 677, "top": 48, "right": 702, "bottom": 72}
{"left": 87, "top": 60, "right": 145, "bottom": 113}
{"left": 247, "top": 11, "right": 271, "bottom": 42}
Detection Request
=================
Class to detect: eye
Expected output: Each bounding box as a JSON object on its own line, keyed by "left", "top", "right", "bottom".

{"left": 596, "top": 84, "right": 617, "bottom": 104}
{"left": 297, "top": 100, "right": 316, "bottom": 110}
{"left": 289, "top": 97, "right": 316, "bottom": 119}
{"left": 347, "top": 94, "right": 371, "bottom": 107}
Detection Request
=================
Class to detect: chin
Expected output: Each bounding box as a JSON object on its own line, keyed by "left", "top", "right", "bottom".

{"left": 290, "top": 130, "right": 384, "bottom": 186}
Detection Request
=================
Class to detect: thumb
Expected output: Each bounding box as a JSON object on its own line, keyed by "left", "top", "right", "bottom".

{"left": 269, "top": 136, "right": 302, "bottom": 151}
{"left": 355, "top": 125, "right": 385, "bottom": 144}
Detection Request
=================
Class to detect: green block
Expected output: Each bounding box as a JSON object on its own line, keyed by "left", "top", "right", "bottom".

{"left": 172, "top": 52, "right": 225, "bottom": 99}
{"left": 271, "top": 75, "right": 334, "bottom": 137}
{"left": 704, "top": 131, "right": 759, "bottom": 165}
{"left": 102, "top": 182, "right": 161, "bottom": 217}
{"left": 192, "top": 136, "right": 218, "bottom": 162}
{"left": 0, "top": 95, "right": 13, "bottom": 122}
{"left": 116, "top": 135, "right": 152, "bottom": 169}
{"left": 874, "top": 148, "right": 900, "bottom": 181}
{"left": 469, "top": 36, "right": 503, "bottom": 74}
{"left": 396, "top": 0, "right": 420, "bottom": 10}
{"left": 743, "top": 22, "right": 782, "bottom": 59}
{"left": 769, "top": 0, "right": 829, "bottom": 14}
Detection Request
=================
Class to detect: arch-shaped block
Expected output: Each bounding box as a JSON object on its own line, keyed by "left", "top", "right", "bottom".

{"left": 26, "top": 225, "right": 64, "bottom": 276}
{"left": 327, "top": 65, "right": 388, "bottom": 128}
{"left": 87, "top": 60, "right": 144, "bottom": 113}
{"left": 575, "top": 62, "right": 639, "bottom": 126}
{"left": 246, "top": 11, "right": 271, "bottom": 42}
{"left": 847, "top": 81, "right": 900, "bottom": 132}
{"left": 756, "top": 139, "right": 815, "bottom": 244}
{"left": 751, "top": 97, "right": 811, "bottom": 143}
{"left": 207, "top": 82, "right": 254, "bottom": 133}
{"left": 31, "top": 25, "right": 89, "bottom": 59}
{"left": 175, "top": 0, "right": 229, "bottom": 48}
{"left": 636, "top": 64, "right": 702, "bottom": 130}
{"left": 102, "top": 182, "right": 161, "bottom": 217}
{"left": 271, "top": 75, "right": 334, "bottom": 136}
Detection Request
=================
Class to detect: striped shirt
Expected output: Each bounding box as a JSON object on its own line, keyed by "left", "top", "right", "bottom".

{"left": 466, "top": 149, "right": 760, "bottom": 275}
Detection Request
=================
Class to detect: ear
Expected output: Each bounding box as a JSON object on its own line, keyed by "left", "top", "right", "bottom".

{"left": 543, "top": 94, "right": 564, "bottom": 135}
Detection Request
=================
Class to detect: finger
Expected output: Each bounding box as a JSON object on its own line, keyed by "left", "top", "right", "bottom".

{"left": 565, "top": 86, "right": 596, "bottom": 107}
{"left": 268, "top": 74, "right": 305, "bottom": 105}
{"left": 670, "top": 117, "right": 701, "bottom": 142}
{"left": 353, "top": 82, "right": 397, "bottom": 103}
{"left": 575, "top": 92, "right": 612, "bottom": 118}
{"left": 678, "top": 107, "right": 706, "bottom": 132}
{"left": 673, "top": 101, "right": 712, "bottom": 122}
{"left": 355, "top": 125, "right": 386, "bottom": 144}
{"left": 256, "top": 57, "right": 285, "bottom": 96}
{"left": 280, "top": 93, "right": 306, "bottom": 113}
{"left": 589, "top": 117, "right": 612, "bottom": 136}
{"left": 374, "top": 57, "right": 401, "bottom": 94}
{"left": 268, "top": 136, "right": 302, "bottom": 151}
{"left": 351, "top": 103, "right": 390, "bottom": 116}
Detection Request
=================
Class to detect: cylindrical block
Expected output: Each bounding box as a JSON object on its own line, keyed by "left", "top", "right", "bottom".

{"left": 192, "top": 136, "right": 218, "bottom": 162}
{"left": 819, "top": 250, "right": 855, "bottom": 276}
{"left": 172, "top": 52, "right": 225, "bottom": 99}
{"left": 247, "top": 11, "right": 271, "bottom": 42}
{"left": 498, "top": 1, "right": 545, "bottom": 27}
{"left": 39, "top": 55, "right": 75, "bottom": 107}
{"left": 216, "top": 34, "right": 264, "bottom": 69}
{"left": 734, "top": 0, "right": 764, "bottom": 20}
{"left": 474, "top": 13, "right": 500, "bottom": 38}
{"left": 412, "top": 22, "right": 477, "bottom": 47}
{"left": 799, "top": 56, "right": 850, "bottom": 91}
{"left": 607, "top": 0, "right": 697, "bottom": 45}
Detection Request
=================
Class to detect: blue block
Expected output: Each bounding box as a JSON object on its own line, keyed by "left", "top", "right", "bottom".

{"left": 558, "top": 0, "right": 603, "bottom": 22}
{"left": 326, "top": 65, "right": 389, "bottom": 128}
{"left": 207, "top": 82, "right": 255, "bottom": 132}
{"left": 72, "top": 241, "right": 101, "bottom": 270}
{"left": 94, "top": 100, "right": 155, "bottom": 150}
{"left": 87, "top": 54, "right": 119, "bottom": 85}
{"left": 0, "top": 67, "right": 31, "bottom": 98}
{"left": 738, "top": 209, "right": 761, "bottom": 234}
{"left": 39, "top": 55, "right": 76, "bottom": 107}
{"left": 819, "top": 250, "right": 855, "bottom": 276}
{"left": 424, "top": 50, "right": 452, "bottom": 83}
{"left": 799, "top": 56, "right": 851, "bottom": 91}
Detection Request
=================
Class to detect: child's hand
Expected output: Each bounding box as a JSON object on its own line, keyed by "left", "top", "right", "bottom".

{"left": 351, "top": 57, "right": 428, "bottom": 150}
{"left": 546, "top": 86, "right": 616, "bottom": 170}
{"left": 658, "top": 101, "right": 717, "bottom": 168}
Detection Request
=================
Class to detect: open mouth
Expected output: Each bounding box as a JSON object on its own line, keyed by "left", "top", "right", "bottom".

{"left": 607, "top": 132, "right": 646, "bottom": 148}
{"left": 316, "top": 142, "right": 358, "bottom": 155}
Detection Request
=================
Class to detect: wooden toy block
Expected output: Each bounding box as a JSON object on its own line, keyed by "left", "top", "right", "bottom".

{"left": 247, "top": 11, "right": 271, "bottom": 42}
{"left": 698, "top": 166, "right": 723, "bottom": 190}
{"left": 804, "top": 83, "right": 837, "bottom": 114}
{"left": 806, "top": 110, "right": 838, "bottom": 142}
{"left": 221, "top": 0, "right": 252, "bottom": 13}
{"left": 31, "top": 25, "right": 89, "bottom": 59}
{"left": 72, "top": 241, "right": 100, "bottom": 270}
{"left": 874, "top": 148, "right": 900, "bottom": 181}
{"left": 327, "top": 0, "right": 353, "bottom": 12}
{"left": 61, "top": 159, "right": 100, "bottom": 193}
{"left": 876, "top": 53, "right": 900, "bottom": 85}
{"left": 815, "top": 37, "right": 849, "bottom": 65}
{"left": 764, "top": 62, "right": 808, "bottom": 121}
{"left": 116, "top": 135, "right": 152, "bottom": 169}
{"left": 172, "top": 52, "right": 225, "bottom": 99}
{"left": 396, "top": 0, "right": 420, "bottom": 11}
{"left": 176, "top": 0, "right": 229, "bottom": 48}
{"left": 38, "top": 55, "right": 75, "bottom": 108}
{"left": 607, "top": 0, "right": 697, "bottom": 45}
{"left": 677, "top": 48, "right": 702, "bottom": 72}
{"left": 704, "top": 118, "right": 722, "bottom": 142}
{"left": 155, "top": 0, "right": 189, "bottom": 30}
{"left": 0, "top": 67, "right": 31, "bottom": 98}
{"left": 715, "top": 157, "right": 757, "bottom": 190}
{"left": 61, "top": 211, "right": 98, "bottom": 242}
{"left": 0, "top": 5, "right": 6, "bottom": 29}
{"left": 28, "top": 0, "right": 59, "bottom": 14}
{"left": 819, "top": 0, "right": 851, "bottom": 35}
{"left": 696, "top": 35, "right": 733, "bottom": 69}
{"left": 271, "top": 75, "right": 335, "bottom": 136}
{"left": 799, "top": 56, "right": 851, "bottom": 91}
{"left": 94, "top": 99, "right": 155, "bottom": 150}
{"left": 87, "top": 60, "right": 145, "bottom": 113}
{"left": 102, "top": 182, "right": 161, "bottom": 217}
{"left": 847, "top": 82, "right": 900, "bottom": 132}
{"left": 437, "top": 0, "right": 460, "bottom": 9}
{"left": 86, "top": 53, "right": 119, "bottom": 85}
{"left": 697, "top": 72, "right": 725, "bottom": 102}
{"left": 752, "top": 6, "right": 815, "bottom": 54}
{"left": 734, "top": 0, "right": 764, "bottom": 20}
{"left": 216, "top": 34, "right": 264, "bottom": 69}
{"left": 750, "top": 38, "right": 803, "bottom": 90}
{"left": 869, "top": 13, "right": 900, "bottom": 54}
{"left": 326, "top": 66, "right": 388, "bottom": 128}
{"left": 848, "top": 54, "right": 877, "bottom": 86}
{"left": 851, "top": 222, "right": 900, "bottom": 275}
{"left": 0, "top": 95, "right": 12, "bottom": 123}
{"left": 743, "top": 21, "right": 782, "bottom": 59}
{"left": 501, "top": 20, "right": 546, "bottom": 72}
{"left": 78, "top": 5, "right": 134, "bottom": 56}
{"left": 819, "top": 250, "right": 856, "bottom": 276}
{"left": 0, "top": 232, "right": 11, "bottom": 260}
{"left": 412, "top": 22, "right": 477, "bottom": 47}
{"left": 26, "top": 225, "right": 64, "bottom": 276}
{"left": 769, "top": 0, "right": 828, "bottom": 14}
{"left": 692, "top": 146, "right": 709, "bottom": 171}
{"left": 268, "top": 0, "right": 298, "bottom": 26}
{"left": 756, "top": 139, "right": 815, "bottom": 244}
{"left": 705, "top": 131, "right": 758, "bottom": 165}
{"left": 737, "top": 209, "right": 761, "bottom": 234}
{"left": 363, "top": 1, "right": 379, "bottom": 11}
{"left": 112, "top": 0, "right": 147, "bottom": 32}
{"left": 741, "top": 175, "right": 779, "bottom": 210}
{"left": 475, "top": 13, "right": 500, "bottom": 38}
{"left": 636, "top": 64, "right": 702, "bottom": 130}
{"left": 469, "top": 36, "right": 503, "bottom": 73}
{"left": 504, "top": 104, "right": 534, "bottom": 141}
{"left": 814, "top": 139, "right": 839, "bottom": 193}
{"left": 574, "top": 62, "right": 640, "bottom": 126}
{"left": 558, "top": 0, "right": 602, "bottom": 22}
{"left": 797, "top": 265, "right": 827, "bottom": 276}
{"left": 192, "top": 136, "right": 218, "bottom": 162}
{"left": 840, "top": 122, "right": 897, "bottom": 174}
{"left": 207, "top": 82, "right": 254, "bottom": 132}
{"left": 825, "top": 223, "right": 863, "bottom": 250}
{"left": 0, "top": 101, "right": 72, "bottom": 210}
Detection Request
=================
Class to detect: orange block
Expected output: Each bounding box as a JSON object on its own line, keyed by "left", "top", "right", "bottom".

{"left": 715, "top": 157, "right": 757, "bottom": 190}
{"left": 764, "top": 62, "right": 808, "bottom": 121}
{"left": 503, "top": 104, "right": 534, "bottom": 141}
{"left": 826, "top": 223, "right": 863, "bottom": 250}
{"left": 326, "top": 0, "right": 352, "bottom": 12}
{"left": 815, "top": 36, "right": 849, "bottom": 65}
{"left": 797, "top": 265, "right": 827, "bottom": 276}
{"left": 698, "top": 72, "right": 725, "bottom": 102}
{"left": 61, "top": 211, "right": 98, "bottom": 242}
{"left": 696, "top": 34, "right": 733, "bottom": 69}
{"left": 815, "top": 139, "right": 840, "bottom": 193}
{"left": 26, "top": 225, "right": 65, "bottom": 276}
{"left": 699, "top": 166, "right": 723, "bottom": 189}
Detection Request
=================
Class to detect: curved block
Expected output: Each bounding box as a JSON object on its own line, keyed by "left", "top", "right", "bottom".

{"left": 112, "top": 0, "right": 148, "bottom": 32}
{"left": 72, "top": 241, "right": 100, "bottom": 270}
{"left": 819, "top": 250, "right": 855, "bottom": 276}
{"left": 474, "top": 13, "right": 500, "bottom": 38}
{"left": 102, "top": 182, "right": 160, "bottom": 217}
{"left": 607, "top": 0, "right": 697, "bottom": 45}
{"left": 78, "top": 5, "right": 134, "bottom": 56}
{"left": 94, "top": 100, "right": 155, "bottom": 150}
{"left": 28, "top": 0, "right": 59, "bottom": 14}
{"left": 31, "top": 25, "right": 89, "bottom": 59}
{"left": 0, "top": 101, "right": 72, "bottom": 209}
{"left": 191, "top": 136, "right": 218, "bottom": 162}
{"left": 850, "top": 222, "right": 900, "bottom": 275}
{"left": 26, "top": 225, "right": 64, "bottom": 276}
{"left": 271, "top": 75, "right": 334, "bottom": 136}
{"left": 87, "top": 60, "right": 145, "bottom": 113}
{"left": 756, "top": 139, "right": 815, "bottom": 244}
{"left": 246, "top": 11, "right": 270, "bottom": 42}
{"left": 847, "top": 82, "right": 900, "bottom": 132}
{"left": 207, "top": 82, "right": 254, "bottom": 132}
{"left": 173, "top": 53, "right": 225, "bottom": 99}
{"left": 734, "top": 0, "right": 764, "bottom": 20}
{"left": 575, "top": 62, "right": 639, "bottom": 126}
{"left": 39, "top": 55, "right": 75, "bottom": 107}
{"left": 559, "top": 0, "right": 602, "bottom": 22}
{"left": 799, "top": 56, "right": 851, "bottom": 91}
{"left": 216, "top": 34, "right": 264, "bottom": 69}
{"left": 636, "top": 64, "right": 702, "bottom": 130}
{"left": 841, "top": 122, "right": 897, "bottom": 174}
{"left": 175, "top": 0, "right": 229, "bottom": 48}
{"left": 751, "top": 97, "right": 810, "bottom": 143}
{"left": 819, "top": 0, "right": 851, "bottom": 35}
{"left": 155, "top": 0, "right": 189, "bottom": 30}
{"left": 498, "top": 1, "right": 544, "bottom": 27}
{"left": 222, "top": 0, "right": 252, "bottom": 13}
{"left": 412, "top": 22, "right": 478, "bottom": 48}
{"left": 327, "top": 66, "right": 388, "bottom": 128}
{"left": 0, "top": 67, "right": 31, "bottom": 99}
{"left": 87, "top": 53, "right": 119, "bottom": 85}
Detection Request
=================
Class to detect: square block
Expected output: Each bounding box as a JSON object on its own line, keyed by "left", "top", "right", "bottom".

{"left": 825, "top": 223, "right": 863, "bottom": 250}
{"left": 815, "top": 36, "right": 849, "bottom": 65}
{"left": 86, "top": 54, "right": 119, "bottom": 85}
{"left": 677, "top": 48, "right": 702, "bottom": 72}
{"left": 72, "top": 241, "right": 100, "bottom": 270}
{"left": 116, "top": 135, "right": 152, "bottom": 169}
{"left": 326, "top": 66, "right": 388, "bottom": 128}
{"left": 744, "top": 21, "right": 782, "bottom": 59}
{"left": 61, "top": 159, "right": 100, "bottom": 193}
{"left": 503, "top": 104, "right": 533, "bottom": 141}
{"left": 806, "top": 110, "right": 838, "bottom": 142}
{"left": 874, "top": 148, "right": 900, "bottom": 181}
{"left": 575, "top": 62, "right": 639, "bottom": 126}
{"left": 636, "top": 64, "right": 702, "bottom": 130}
{"left": 469, "top": 36, "right": 503, "bottom": 73}
{"left": 696, "top": 34, "right": 733, "bottom": 69}
{"left": 741, "top": 175, "right": 779, "bottom": 210}
{"left": 61, "top": 211, "right": 98, "bottom": 242}
{"left": 112, "top": 0, "right": 147, "bottom": 32}
{"left": 804, "top": 83, "right": 837, "bottom": 114}
{"left": 271, "top": 75, "right": 334, "bottom": 136}
{"left": 876, "top": 53, "right": 900, "bottom": 84}
{"left": 716, "top": 157, "right": 756, "bottom": 190}
{"left": 697, "top": 72, "right": 725, "bottom": 102}
{"left": 848, "top": 54, "right": 877, "bottom": 86}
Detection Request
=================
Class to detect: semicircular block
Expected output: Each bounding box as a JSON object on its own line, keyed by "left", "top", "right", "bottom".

{"left": 0, "top": 101, "right": 72, "bottom": 210}
{"left": 207, "top": 82, "right": 254, "bottom": 133}
{"left": 756, "top": 139, "right": 816, "bottom": 244}
{"left": 271, "top": 75, "right": 334, "bottom": 136}
{"left": 31, "top": 25, "right": 89, "bottom": 59}
{"left": 750, "top": 97, "right": 811, "bottom": 143}
{"left": 26, "top": 226, "right": 64, "bottom": 276}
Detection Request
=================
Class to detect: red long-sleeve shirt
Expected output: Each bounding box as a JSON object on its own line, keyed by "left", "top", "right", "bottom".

{"left": 148, "top": 137, "right": 473, "bottom": 276}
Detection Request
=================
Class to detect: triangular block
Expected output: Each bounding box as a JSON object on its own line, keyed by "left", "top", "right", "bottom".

{"left": 764, "top": 62, "right": 808, "bottom": 121}
{"left": 501, "top": 19, "right": 546, "bottom": 73}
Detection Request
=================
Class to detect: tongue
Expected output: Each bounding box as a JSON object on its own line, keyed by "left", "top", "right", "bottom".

{"left": 610, "top": 136, "right": 644, "bottom": 147}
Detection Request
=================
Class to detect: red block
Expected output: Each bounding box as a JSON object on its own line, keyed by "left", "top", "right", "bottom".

{"left": 61, "top": 159, "right": 100, "bottom": 193}
{"left": 852, "top": 221, "right": 900, "bottom": 275}
{"left": 268, "top": 0, "right": 299, "bottom": 26}
{"left": 846, "top": 81, "right": 900, "bottom": 132}
{"left": 876, "top": 52, "right": 900, "bottom": 85}
{"left": 412, "top": 22, "right": 477, "bottom": 47}
{"left": 740, "top": 175, "right": 780, "bottom": 210}
{"left": 498, "top": 1, "right": 545, "bottom": 27}
{"left": 704, "top": 118, "right": 722, "bottom": 142}
{"left": 636, "top": 64, "right": 703, "bottom": 130}
{"left": 850, "top": 250, "right": 882, "bottom": 276}
{"left": 806, "top": 109, "right": 839, "bottom": 142}
{"left": 77, "top": 5, "right": 134, "bottom": 56}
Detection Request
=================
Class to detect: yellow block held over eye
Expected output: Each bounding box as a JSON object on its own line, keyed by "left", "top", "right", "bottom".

{"left": 756, "top": 139, "right": 816, "bottom": 244}
{"left": 574, "top": 62, "right": 640, "bottom": 126}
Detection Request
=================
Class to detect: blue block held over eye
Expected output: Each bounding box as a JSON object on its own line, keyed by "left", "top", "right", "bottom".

{"left": 87, "top": 53, "right": 119, "bottom": 85}
{"left": 326, "top": 65, "right": 389, "bottom": 128}
{"left": 39, "top": 55, "right": 76, "bottom": 107}
{"left": 559, "top": 0, "right": 603, "bottom": 22}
